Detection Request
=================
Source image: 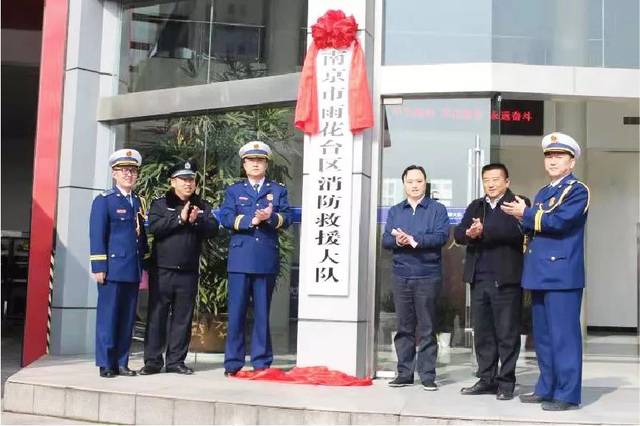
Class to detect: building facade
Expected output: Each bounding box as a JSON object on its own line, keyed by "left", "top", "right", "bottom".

{"left": 20, "top": 0, "right": 640, "bottom": 376}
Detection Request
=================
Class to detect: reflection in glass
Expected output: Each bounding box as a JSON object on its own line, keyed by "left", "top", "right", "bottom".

{"left": 119, "top": 0, "right": 308, "bottom": 93}
{"left": 116, "top": 106, "right": 303, "bottom": 369}
{"left": 376, "top": 98, "right": 492, "bottom": 374}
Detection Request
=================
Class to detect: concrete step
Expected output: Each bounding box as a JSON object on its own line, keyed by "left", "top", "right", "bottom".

{"left": 3, "top": 353, "right": 639, "bottom": 425}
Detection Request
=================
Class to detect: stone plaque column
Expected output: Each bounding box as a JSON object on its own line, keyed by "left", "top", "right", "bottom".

{"left": 296, "top": 0, "right": 375, "bottom": 377}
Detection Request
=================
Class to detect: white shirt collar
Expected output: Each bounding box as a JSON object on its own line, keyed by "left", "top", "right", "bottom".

{"left": 485, "top": 193, "right": 505, "bottom": 209}
{"left": 407, "top": 195, "right": 425, "bottom": 210}
{"left": 248, "top": 177, "right": 266, "bottom": 190}
{"left": 116, "top": 185, "right": 131, "bottom": 197}
{"left": 550, "top": 173, "right": 571, "bottom": 187}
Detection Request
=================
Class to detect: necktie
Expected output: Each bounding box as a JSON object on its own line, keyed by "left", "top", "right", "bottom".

{"left": 253, "top": 183, "right": 260, "bottom": 193}
{"left": 126, "top": 194, "right": 133, "bottom": 207}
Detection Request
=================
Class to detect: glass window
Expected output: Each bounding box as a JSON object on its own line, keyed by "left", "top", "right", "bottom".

{"left": 119, "top": 0, "right": 308, "bottom": 93}
{"left": 602, "top": 0, "right": 639, "bottom": 68}
{"left": 116, "top": 106, "right": 303, "bottom": 367}
{"left": 383, "top": 0, "right": 492, "bottom": 65}
{"left": 491, "top": 0, "right": 600, "bottom": 67}
{"left": 383, "top": 0, "right": 639, "bottom": 68}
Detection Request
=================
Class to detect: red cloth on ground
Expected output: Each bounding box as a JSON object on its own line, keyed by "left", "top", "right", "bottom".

{"left": 233, "top": 366, "right": 373, "bottom": 386}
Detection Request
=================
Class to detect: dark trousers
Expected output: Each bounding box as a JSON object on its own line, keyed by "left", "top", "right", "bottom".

{"left": 471, "top": 281, "right": 522, "bottom": 392}
{"left": 95, "top": 280, "right": 139, "bottom": 369}
{"left": 224, "top": 273, "right": 275, "bottom": 373}
{"left": 143, "top": 268, "right": 198, "bottom": 369}
{"left": 532, "top": 289, "right": 583, "bottom": 405}
{"left": 392, "top": 276, "right": 441, "bottom": 382}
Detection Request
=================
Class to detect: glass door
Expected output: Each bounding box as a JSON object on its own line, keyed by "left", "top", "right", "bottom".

{"left": 375, "top": 96, "right": 498, "bottom": 376}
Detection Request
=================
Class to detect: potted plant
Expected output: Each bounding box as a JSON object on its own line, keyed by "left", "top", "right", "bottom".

{"left": 436, "top": 298, "right": 457, "bottom": 349}
{"left": 135, "top": 108, "right": 296, "bottom": 352}
{"left": 521, "top": 290, "right": 533, "bottom": 352}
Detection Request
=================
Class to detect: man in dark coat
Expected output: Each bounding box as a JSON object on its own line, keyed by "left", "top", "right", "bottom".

{"left": 454, "top": 163, "right": 529, "bottom": 400}
{"left": 139, "top": 159, "right": 218, "bottom": 375}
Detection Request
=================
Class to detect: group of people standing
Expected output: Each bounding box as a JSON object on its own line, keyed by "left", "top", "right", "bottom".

{"left": 383, "top": 132, "right": 589, "bottom": 411}
{"left": 89, "top": 130, "right": 588, "bottom": 412}
{"left": 89, "top": 141, "right": 290, "bottom": 379}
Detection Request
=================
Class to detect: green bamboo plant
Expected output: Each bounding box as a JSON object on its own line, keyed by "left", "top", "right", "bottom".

{"left": 135, "top": 108, "right": 296, "bottom": 317}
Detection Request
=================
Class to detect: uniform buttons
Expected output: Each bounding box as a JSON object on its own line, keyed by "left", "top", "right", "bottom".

{"left": 111, "top": 254, "right": 115, "bottom": 258}
{"left": 256, "top": 203, "right": 259, "bottom": 206}
{"left": 528, "top": 249, "right": 532, "bottom": 254}
{"left": 550, "top": 256, "right": 556, "bottom": 261}
{"left": 256, "top": 237, "right": 259, "bottom": 241}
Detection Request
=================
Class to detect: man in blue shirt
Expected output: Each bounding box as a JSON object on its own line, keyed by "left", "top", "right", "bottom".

{"left": 382, "top": 165, "right": 450, "bottom": 391}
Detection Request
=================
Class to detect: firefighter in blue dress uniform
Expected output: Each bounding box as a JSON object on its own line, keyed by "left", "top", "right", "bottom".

{"left": 219, "top": 141, "right": 292, "bottom": 376}
{"left": 502, "top": 132, "right": 590, "bottom": 410}
{"left": 90, "top": 149, "right": 149, "bottom": 378}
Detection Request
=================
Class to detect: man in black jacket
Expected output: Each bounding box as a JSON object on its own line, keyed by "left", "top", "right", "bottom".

{"left": 454, "top": 163, "right": 529, "bottom": 400}
{"left": 139, "top": 160, "right": 218, "bottom": 375}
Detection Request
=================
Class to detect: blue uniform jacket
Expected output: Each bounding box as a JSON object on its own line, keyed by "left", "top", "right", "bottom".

{"left": 219, "top": 179, "right": 292, "bottom": 274}
{"left": 382, "top": 197, "right": 450, "bottom": 279}
{"left": 521, "top": 173, "right": 590, "bottom": 290}
{"left": 89, "top": 187, "right": 150, "bottom": 283}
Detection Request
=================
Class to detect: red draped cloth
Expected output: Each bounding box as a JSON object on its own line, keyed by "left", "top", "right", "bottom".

{"left": 295, "top": 10, "right": 374, "bottom": 135}
{"left": 233, "top": 366, "right": 373, "bottom": 386}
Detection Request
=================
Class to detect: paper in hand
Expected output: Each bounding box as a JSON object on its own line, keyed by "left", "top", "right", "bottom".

{"left": 391, "top": 228, "right": 418, "bottom": 248}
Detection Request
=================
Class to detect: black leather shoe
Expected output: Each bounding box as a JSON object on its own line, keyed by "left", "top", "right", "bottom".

{"left": 496, "top": 390, "right": 514, "bottom": 400}
{"left": 166, "top": 364, "right": 193, "bottom": 375}
{"left": 224, "top": 370, "right": 239, "bottom": 377}
{"left": 139, "top": 365, "right": 162, "bottom": 375}
{"left": 118, "top": 366, "right": 137, "bottom": 376}
{"left": 519, "top": 393, "right": 549, "bottom": 403}
{"left": 388, "top": 376, "right": 414, "bottom": 387}
{"left": 460, "top": 380, "right": 498, "bottom": 395}
{"left": 99, "top": 367, "right": 116, "bottom": 378}
{"left": 542, "top": 400, "right": 579, "bottom": 411}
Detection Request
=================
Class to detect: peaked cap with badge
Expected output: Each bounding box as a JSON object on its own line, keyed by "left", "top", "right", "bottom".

{"left": 109, "top": 148, "right": 142, "bottom": 168}
{"left": 239, "top": 141, "right": 272, "bottom": 159}
{"left": 541, "top": 132, "right": 581, "bottom": 159}
{"left": 170, "top": 159, "right": 198, "bottom": 178}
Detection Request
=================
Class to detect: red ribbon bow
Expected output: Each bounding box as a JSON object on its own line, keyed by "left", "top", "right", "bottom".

{"left": 295, "top": 10, "right": 374, "bottom": 135}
